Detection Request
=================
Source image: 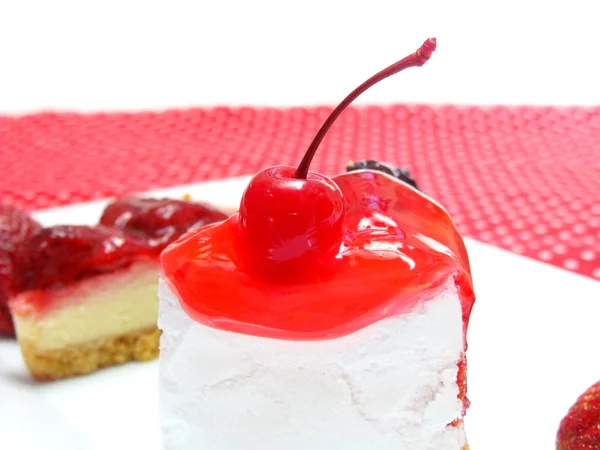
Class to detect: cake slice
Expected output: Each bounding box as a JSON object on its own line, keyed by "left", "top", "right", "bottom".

{"left": 158, "top": 168, "right": 474, "bottom": 450}
{"left": 157, "top": 38, "right": 474, "bottom": 449}
{"left": 9, "top": 197, "right": 228, "bottom": 380}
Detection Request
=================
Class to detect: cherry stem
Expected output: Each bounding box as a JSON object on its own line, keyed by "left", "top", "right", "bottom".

{"left": 294, "top": 38, "right": 437, "bottom": 179}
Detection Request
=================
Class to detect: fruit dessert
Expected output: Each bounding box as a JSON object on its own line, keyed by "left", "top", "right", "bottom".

{"left": 557, "top": 380, "right": 600, "bottom": 450}
{"left": 9, "top": 197, "right": 228, "bottom": 380}
{"left": 0, "top": 205, "right": 42, "bottom": 336}
{"left": 158, "top": 38, "right": 474, "bottom": 450}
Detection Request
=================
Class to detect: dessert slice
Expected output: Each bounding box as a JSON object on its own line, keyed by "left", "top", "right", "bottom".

{"left": 158, "top": 39, "right": 474, "bottom": 449}
{"left": 9, "top": 198, "right": 228, "bottom": 380}
{"left": 0, "top": 205, "right": 42, "bottom": 336}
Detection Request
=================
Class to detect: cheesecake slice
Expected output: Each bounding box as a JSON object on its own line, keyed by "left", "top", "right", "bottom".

{"left": 157, "top": 169, "right": 475, "bottom": 450}
{"left": 158, "top": 39, "right": 473, "bottom": 448}
{"left": 9, "top": 197, "right": 228, "bottom": 380}
{"left": 12, "top": 258, "right": 161, "bottom": 380}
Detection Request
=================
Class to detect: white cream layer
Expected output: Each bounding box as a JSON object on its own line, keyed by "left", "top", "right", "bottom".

{"left": 158, "top": 276, "right": 466, "bottom": 450}
{"left": 12, "top": 261, "right": 160, "bottom": 350}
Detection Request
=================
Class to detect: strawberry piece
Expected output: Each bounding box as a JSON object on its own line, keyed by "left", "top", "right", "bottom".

{"left": 0, "top": 304, "right": 15, "bottom": 336}
{"left": 557, "top": 380, "right": 600, "bottom": 450}
{"left": 99, "top": 197, "right": 229, "bottom": 253}
{"left": 0, "top": 205, "right": 42, "bottom": 336}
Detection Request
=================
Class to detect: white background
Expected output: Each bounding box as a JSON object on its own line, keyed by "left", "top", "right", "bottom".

{"left": 1, "top": 0, "right": 599, "bottom": 114}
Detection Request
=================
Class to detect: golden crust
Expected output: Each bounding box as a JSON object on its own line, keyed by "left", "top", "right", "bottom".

{"left": 19, "top": 326, "right": 161, "bottom": 381}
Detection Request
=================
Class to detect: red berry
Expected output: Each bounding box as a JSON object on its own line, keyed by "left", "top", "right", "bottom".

{"left": 0, "top": 205, "right": 42, "bottom": 336}
{"left": 12, "top": 225, "right": 150, "bottom": 292}
{"left": 99, "top": 197, "right": 229, "bottom": 252}
{"left": 557, "top": 380, "right": 600, "bottom": 450}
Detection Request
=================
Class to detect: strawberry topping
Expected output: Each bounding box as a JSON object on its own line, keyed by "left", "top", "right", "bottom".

{"left": 5, "top": 197, "right": 229, "bottom": 317}
{"left": 99, "top": 197, "right": 229, "bottom": 253}
{"left": 0, "top": 205, "right": 42, "bottom": 335}
{"left": 12, "top": 225, "right": 150, "bottom": 292}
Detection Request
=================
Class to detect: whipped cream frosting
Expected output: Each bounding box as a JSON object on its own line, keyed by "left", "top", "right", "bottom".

{"left": 158, "top": 277, "right": 466, "bottom": 450}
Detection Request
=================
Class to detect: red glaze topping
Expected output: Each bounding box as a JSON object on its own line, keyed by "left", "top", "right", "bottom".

{"left": 0, "top": 205, "right": 42, "bottom": 335}
{"left": 161, "top": 170, "right": 474, "bottom": 340}
{"left": 162, "top": 38, "right": 474, "bottom": 340}
{"left": 100, "top": 197, "right": 229, "bottom": 253}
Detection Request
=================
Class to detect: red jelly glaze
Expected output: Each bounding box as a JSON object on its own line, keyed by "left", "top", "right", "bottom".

{"left": 161, "top": 170, "right": 475, "bottom": 340}
{"left": 99, "top": 197, "right": 229, "bottom": 253}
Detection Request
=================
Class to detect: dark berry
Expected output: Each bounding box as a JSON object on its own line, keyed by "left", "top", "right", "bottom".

{"left": 346, "top": 160, "right": 419, "bottom": 190}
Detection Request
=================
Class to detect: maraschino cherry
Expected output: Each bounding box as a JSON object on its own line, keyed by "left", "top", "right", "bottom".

{"left": 238, "top": 38, "right": 437, "bottom": 274}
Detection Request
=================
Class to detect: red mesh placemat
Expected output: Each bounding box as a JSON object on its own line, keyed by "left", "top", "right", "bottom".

{"left": 1, "top": 105, "right": 599, "bottom": 280}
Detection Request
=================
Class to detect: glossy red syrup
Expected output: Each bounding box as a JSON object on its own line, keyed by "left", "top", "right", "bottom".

{"left": 161, "top": 171, "right": 475, "bottom": 340}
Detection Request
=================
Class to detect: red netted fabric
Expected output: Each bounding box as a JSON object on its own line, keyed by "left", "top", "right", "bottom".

{"left": 1, "top": 105, "right": 599, "bottom": 280}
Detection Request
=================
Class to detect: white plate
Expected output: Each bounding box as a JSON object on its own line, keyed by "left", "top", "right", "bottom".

{"left": 1, "top": 176, "right": 599, "bottom": 450}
